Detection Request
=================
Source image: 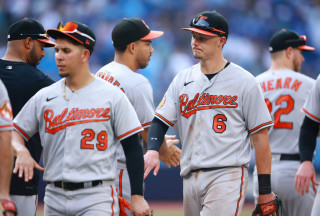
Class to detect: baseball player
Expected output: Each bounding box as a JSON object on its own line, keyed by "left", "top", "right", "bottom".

{"left": 11, "top": 21, "right": 151, "bottom": 216}
{"left": 0, "top": 18, "right": 55, "bottom": 216}
{"left": 0, "top": 79, "right": 17, "bottom": 216}
{"left": 144, "top": 11, "right": 278, "bottom": 216}
{"left": 96, "top": 18, "right": 180, "bottom": 213}
{"left": 253, "top": 29, "right": 316, "bottom": 216}
{"left": 295, "top": 74, "right": 320, "bottom": 216}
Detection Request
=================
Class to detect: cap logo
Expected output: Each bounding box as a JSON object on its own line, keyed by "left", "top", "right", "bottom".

{"left": 85, "top": 39, "right": 90, "bottom": 45}
{"left": 141, "top": 19, "right": 150, "bottom": 30}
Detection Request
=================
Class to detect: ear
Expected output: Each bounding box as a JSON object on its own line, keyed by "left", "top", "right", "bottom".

{"left": 219, "top": 37, "right": 227, "bottom": 47}
{"left": 24, "top": 37, "right": 33, "bottom": 49}
{"left": 285, "top": 47, "right": 293, "bottom": 59}
{"left": 82, "top": 49, "right": 91, "bottom": 62}
{"left": 127, "top": 42, "right": 135, "bottom": 54}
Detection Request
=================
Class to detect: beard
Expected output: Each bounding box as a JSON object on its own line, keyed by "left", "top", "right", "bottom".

{"left": 292, "top": 59, "right": 301, "bottom": 72}
{"left": 28, "top": 43, "right": 40, "bottom": 67}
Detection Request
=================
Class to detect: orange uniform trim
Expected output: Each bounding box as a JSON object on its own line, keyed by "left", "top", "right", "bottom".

{"left": 0, "top": 124, "right": 12, "bottom": 129}
{"left": 249, "top": 121, "right": 273, "bottom": 133}
{"left": 111, "top": 185, "right": 115, "bottom": 216}
{"left": 155, "top": 113, "right": 174, "bottom": 127}
{"left": 302, "top": 108, "right": 320, "bottom": 122}
{"left": 13, "top": 123, "right": 30, "bottom": 140}
{"left": 117, "top": 126, "right": 143, "bottom": 140}
{"left": 119, "top": 169, "right": 124, "bottom": 197}
{"left": 142, "top": 122, "right": 151, "bottom": 128}
{"left": 234, "top": 166, "right": 244, "bottom": 216}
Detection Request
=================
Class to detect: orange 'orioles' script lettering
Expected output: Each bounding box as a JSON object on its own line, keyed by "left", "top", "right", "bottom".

{"left": 44, "top": 108, "right": 111, "bottom": 134}
{"left": 179, "top": 93, "right": 238, "bottom": 118}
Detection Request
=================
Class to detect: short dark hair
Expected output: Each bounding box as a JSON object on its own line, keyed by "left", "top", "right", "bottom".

{"left": 114, "top": 44, "right": 128, "bottom": 53}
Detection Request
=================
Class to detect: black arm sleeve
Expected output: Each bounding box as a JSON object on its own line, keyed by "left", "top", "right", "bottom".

{"left": 120, "top": 133, "right": 144, "bottom": 195}
{"left": 299, "top": 116, "right": 320, "bottom": 162}
{"left": 147, "top": 117, "right": 169, "bottom": 151}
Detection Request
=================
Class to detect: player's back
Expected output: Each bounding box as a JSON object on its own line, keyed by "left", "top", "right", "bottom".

{"left": 256, "top": 69, "right": 315, "bottom": 154}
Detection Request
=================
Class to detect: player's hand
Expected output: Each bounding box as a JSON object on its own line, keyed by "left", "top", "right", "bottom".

{"left": 159, "top": 135, "right": 181, "bottom": 168}
{"left": 144, "top": 150, "right": 160, "bottom": 179}
{"left": 130, "top": 195, "right": 153, "bottom": 216}
{"left": 253, "top": 193, "right": 280, "bottom": 216}
{"left": 295, "top": 161, "right": 319, "bottom": 195}
{"left": 13, "top": 149, "right": 44, "bottom": 182}
{"left": 0, "top": 199, "right": 17, "bottom": 216}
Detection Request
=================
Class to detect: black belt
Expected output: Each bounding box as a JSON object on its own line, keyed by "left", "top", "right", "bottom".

{"left": 280, "top": 154, "right": 300, "bottom": 161}
{"left": 192, "top": 166, "right": 240, "bottom": 173}
{"left": 50, "top": 180, "right": 102, "bottom": 191}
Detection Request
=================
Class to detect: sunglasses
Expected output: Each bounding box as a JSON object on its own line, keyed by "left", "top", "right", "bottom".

{"left": 191, "top": 16, "right": 226, "bottom": 35}
{"left": 57, "top": 21, "right": 95, "bottom": 42}
{"left": 285, "top": 35, "right": 307, "bottom": 47}
{"left": 18, "top": 33, "right": 49, "bottom": 39}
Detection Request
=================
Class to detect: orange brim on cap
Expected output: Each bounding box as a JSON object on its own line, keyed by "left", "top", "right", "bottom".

{"left": 38, "top": 38, "right": 55, "bottom": 47}
{"left": 298, "top": 45, "right": 315, "bottom": 51}
{"left": 140, "top": 30, "right": 164, "bottom": 40}
{"left": 182, "top": 27, "right": 218, "bottom": 37}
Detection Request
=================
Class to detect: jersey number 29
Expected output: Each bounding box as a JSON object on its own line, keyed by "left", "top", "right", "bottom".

{"left": 81, "top": 129, "right": 108, "bottom": 150}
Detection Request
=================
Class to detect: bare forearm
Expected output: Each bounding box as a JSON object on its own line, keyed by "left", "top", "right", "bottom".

{"left": 252, "top": 128, "right": 271, "bottom": 174}
{"left": 0, "top": 131, "right": 13, "bottom": 198}
{"left": 12, "top": 130, "right": 27, "bottom": 156}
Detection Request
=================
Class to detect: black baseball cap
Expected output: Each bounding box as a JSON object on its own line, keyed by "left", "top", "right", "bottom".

{"left": 269, "top": 29, "right": 315, "bottom": 53}
{"left": 8, "top": 18, "right": 55, "bottom": 47}
{"left": 112, "top": 18, "right": 164, "bottom": 47}
{"left": 47, "top": 21, "right": 96, "bottom": 54}
{"left": 182, "top": 11, "right": 229, "bottom": 38}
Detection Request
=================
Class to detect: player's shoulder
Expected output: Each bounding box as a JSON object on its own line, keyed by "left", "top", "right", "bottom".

{"left": 95, "top": 76, "right": 126, "bottom": 93}
{"left": 256, "top": 69, "right": 315, "bottom": 84}
{"left": 97, "top": 61, "right": 149, "bottom": 85}
{"left": 226, "top": 62, "right": 257, "bottom": 82}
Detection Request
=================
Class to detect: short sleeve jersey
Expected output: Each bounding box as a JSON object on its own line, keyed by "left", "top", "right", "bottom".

{"left": 96, "top": 61, "right": 154, "bottom": 163}
{"left": 302, "top": 74, "right": 320, "bottom": 123}
{"left": 155, "top": 63, "right": 273, "bottom": 177}
{"left": 0, "top": 79, "right": 12, "bottom": 131}
{"left": 13, "top": 78, "right": 143, "bottom": 182}
{"left": 256, "top": 69, "right": 315, "bottom": 154}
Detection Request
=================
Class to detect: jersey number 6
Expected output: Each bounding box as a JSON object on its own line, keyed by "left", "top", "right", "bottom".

{"left": 213, "top": 114, "right": 227, "bottom": 133}
{"left": 81, "top": 129, "right": 108, "bottom": 151}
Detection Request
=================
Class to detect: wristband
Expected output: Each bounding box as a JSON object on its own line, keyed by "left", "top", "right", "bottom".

{"left": 258, "top": 174, "right": 271, "bottom": 195}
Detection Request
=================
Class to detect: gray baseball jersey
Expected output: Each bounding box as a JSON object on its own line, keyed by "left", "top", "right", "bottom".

{"left": 13, "top": 77, "right": 143, "bottom": 182}
{"left": 303, "top": 74, "right": 320, "bottom": 122}
{"left": 256, "top": 69, "right": 315, "bottom": 154}
{"left": 0, "top": 79, "right": 12, "bottom": 131}
{"left": 155, "top": 62, "right": 273, "bottom": 177}
{"left": 253, "top": 69, "right": 315, "bottom": 216}
{"left": 96, "top": 61, "right": 154, "bottom": 163}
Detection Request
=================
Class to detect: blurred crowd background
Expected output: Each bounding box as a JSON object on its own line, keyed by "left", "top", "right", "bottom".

{"left": 0, "top": 0, "right": 320, "bottom": 201}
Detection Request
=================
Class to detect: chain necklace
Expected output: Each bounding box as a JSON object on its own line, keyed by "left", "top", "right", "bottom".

{"left": 63, "top": 80, "right": 69, "bottom": 101}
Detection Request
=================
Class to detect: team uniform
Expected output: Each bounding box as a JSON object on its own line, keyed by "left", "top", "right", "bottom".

{"left": 0, "top": 79, "right": 12, "bottom": 132}
{"left": 13, "top": 77, "right": 143, "bottom": 215}
{"left": 96, "top": 61, "right": 154, "bottom": 205}
{"left": 301, "top": 74, "right": 320, "bottom": 216}
{"left": 0, "top": 59, "right": 54, "bottom": 216}
{"left": 253, "top": 69, "right": 315, "bottom": 216}
{"left": 155, "top": 62, "right": 273, "bottom": 216}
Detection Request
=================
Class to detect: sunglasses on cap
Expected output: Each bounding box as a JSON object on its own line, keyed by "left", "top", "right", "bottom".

{"left": 285, "top": 35, "right": 307, "bottom": 47}
{"left": 10, "top": 33, "right": 49, "bottom": 40}
{"left": 57, "top": 22, "right": 95, "bottom": 43}
{"left": 190, "top": 16, "right": 226, "bottom": 35}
